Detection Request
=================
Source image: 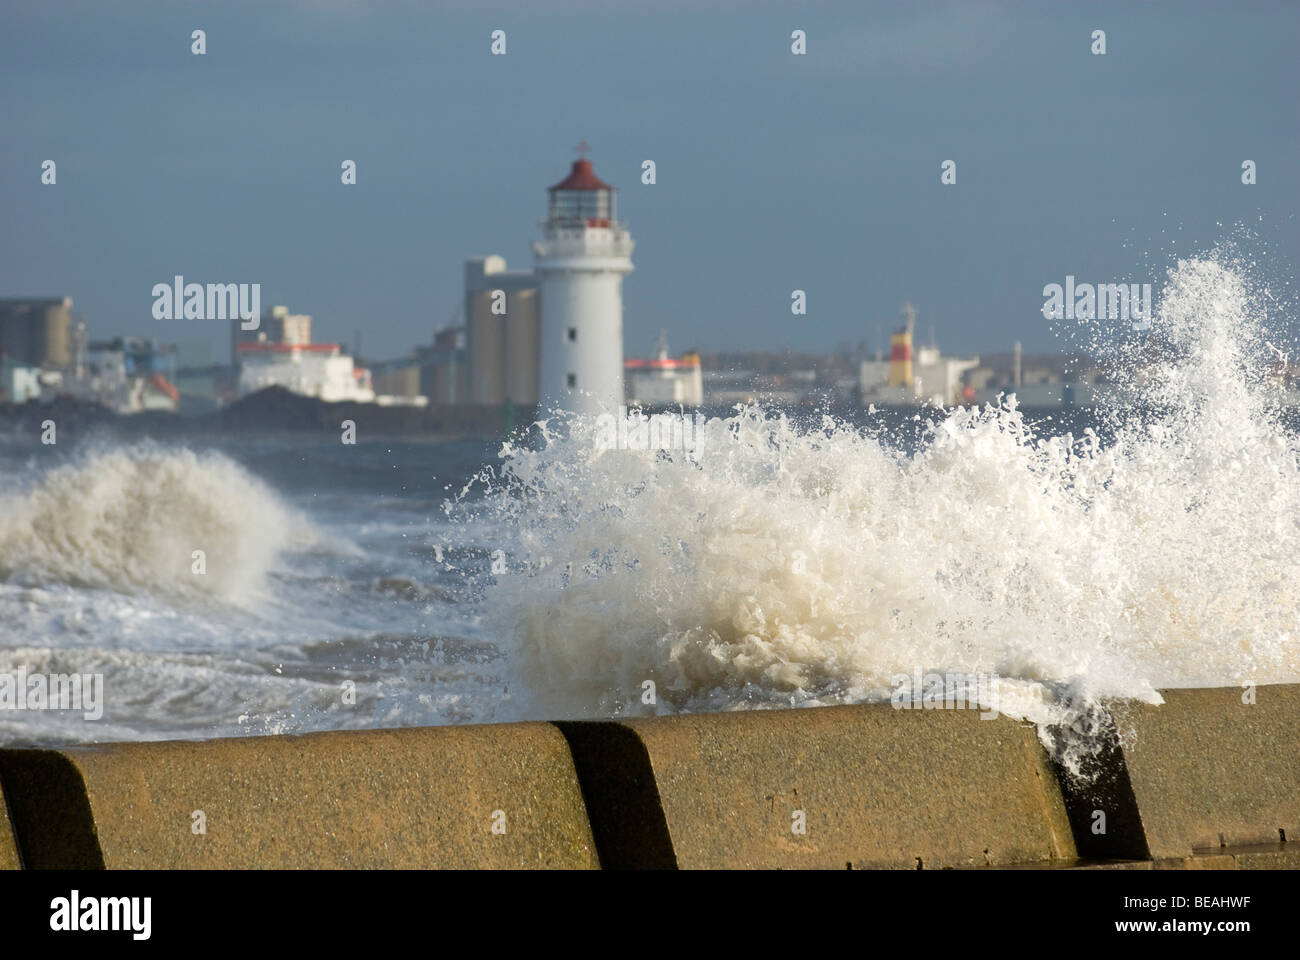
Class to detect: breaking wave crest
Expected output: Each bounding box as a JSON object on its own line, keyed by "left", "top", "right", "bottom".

{"left": 0, "top": 445, "right": 299, "bottom": 603}
{"left": 467, "top": 252, "right": 1300, "bottom": 774}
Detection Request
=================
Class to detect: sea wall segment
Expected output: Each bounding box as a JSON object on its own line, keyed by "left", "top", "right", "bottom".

{"left": 0, "top": 724, "right": 598, "bottom": 870}
{"left": 559, "top": 705, "right": 1077, "bottom": 869}
{"left": 1105, "top": 685, "right": 1300, "bottom": 860}
{"left": 0, "top": 686, "right": 1297, "bottom": 869}
{"left": 0, "top": 779, "right": 20, "bottom": 870}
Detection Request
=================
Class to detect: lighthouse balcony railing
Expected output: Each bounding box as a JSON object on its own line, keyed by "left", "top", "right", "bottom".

{"left": 533, "top": 230, "right": 634, "bottom": 259}
{"left": 539, "top": 216, "right": 630, "bottom": 231}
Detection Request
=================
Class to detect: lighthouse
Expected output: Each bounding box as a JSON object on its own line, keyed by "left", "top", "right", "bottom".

{"left": 532, "top": 146, "right": 634, "bottom": 416}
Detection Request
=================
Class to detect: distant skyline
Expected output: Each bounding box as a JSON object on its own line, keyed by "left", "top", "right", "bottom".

{"left": 2, "top": 0, "right": 1297, "bottom": 362}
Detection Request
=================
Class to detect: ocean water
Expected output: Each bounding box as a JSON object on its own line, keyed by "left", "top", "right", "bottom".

{"left": 2, "top": 253, "right": 1298, "bottom": 774}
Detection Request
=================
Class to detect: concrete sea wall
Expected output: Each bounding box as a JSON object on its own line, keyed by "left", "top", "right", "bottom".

{"left": 0, "top": 684, "right": 1296, "bottom": 869}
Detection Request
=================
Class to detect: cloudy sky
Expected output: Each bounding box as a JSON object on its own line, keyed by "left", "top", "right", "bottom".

{"left": 2, "top": 0, "right": 1296, "bottom": 361}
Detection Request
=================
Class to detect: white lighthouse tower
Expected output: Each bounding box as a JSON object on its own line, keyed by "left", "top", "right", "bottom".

{"left": 533, "top": 145, "right": 634, "bottom": 416}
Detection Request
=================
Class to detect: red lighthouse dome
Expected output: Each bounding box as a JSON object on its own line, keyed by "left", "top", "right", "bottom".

{"left": 547, "top": 149, "right": 616, "bottom": 227}
{"left": 548, "top": 158, "right": 612, "bottom": 192}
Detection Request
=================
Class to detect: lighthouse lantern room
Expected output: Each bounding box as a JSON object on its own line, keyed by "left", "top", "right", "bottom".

{"left": 533, "top": 144, "right": 634, "bottom": 416}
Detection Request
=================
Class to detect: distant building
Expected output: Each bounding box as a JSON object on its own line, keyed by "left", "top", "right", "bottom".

{"left": 370, "top": 361, "right": 421, "bottom": 399}
{"left": 0, "top": 351, "right": 42, "bottom": 403}
{"left": 465, "top": 256, "right": 539, "bottom": 406}
{"left": 0, "top": 297, "right": 74, "bottom": 369}
{"left": 417, "top": 326, "right": 468, "bottom": 405}
{"left": 234, "top": 302, "right": 377, "bottom": 402}
{"left": 964, "top": 345, "right": 1100, "bottom": 407}
{"left": 238, "top": 342, "right": 374, "bottom": 403}
{"left": 232, "top": 305, "right": 311, "bottom": 364}
{"left": 625, "top": 332, "right": 703, "bottom": 406}
{"left": 859, "top": 304, "right": 978, "bottom": 406}
{"left": 913, "top": 344, "right": 981, "bottom": 406}
{"left": 88, "top": 338, "right": 180, "bottom": 413}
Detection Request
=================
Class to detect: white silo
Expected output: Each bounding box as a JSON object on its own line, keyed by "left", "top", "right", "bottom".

{"left": 532, "top": 149, "right": 634, "bottom": 416}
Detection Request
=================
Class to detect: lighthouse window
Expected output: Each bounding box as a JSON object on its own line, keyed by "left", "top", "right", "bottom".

{"left": 567, "top": 373, "right": 576, "bottom": 388}
{"left": 567, "top": 327, "right": 577, "bottom": 342}
{"left": 549, "top": 189, "right": 613, "bottom": 224}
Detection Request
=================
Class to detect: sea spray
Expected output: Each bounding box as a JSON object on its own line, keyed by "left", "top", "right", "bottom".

{"left": 465, "top": 253, "right": 1300, "bottom": 776}
{"left": 0, "top": 443, "right": 300, "bottom": 603}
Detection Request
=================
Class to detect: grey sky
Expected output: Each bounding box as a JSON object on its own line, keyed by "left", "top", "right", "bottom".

{"left": 1, "top": 0, "right": 1296, "bottom": 361}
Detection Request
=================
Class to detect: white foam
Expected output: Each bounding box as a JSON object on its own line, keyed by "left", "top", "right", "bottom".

{"left": 472, "top": 254, "right": 1300, "bottom": 774}
{"left": 0, "top": 444, "right": 299, "bottom": 604}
